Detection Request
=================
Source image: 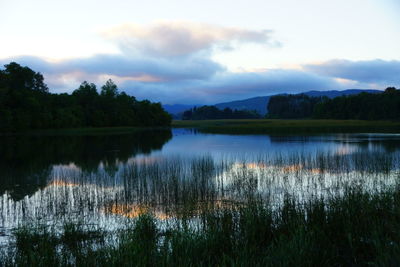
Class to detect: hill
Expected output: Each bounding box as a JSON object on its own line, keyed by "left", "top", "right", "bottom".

{"left": 163, "top": 104, "right": 198, "bottom": 115}
{"left": 215, "top": 96, "right": 270, "bottom": 116}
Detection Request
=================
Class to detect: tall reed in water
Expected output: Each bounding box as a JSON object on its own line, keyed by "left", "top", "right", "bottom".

{"left": 1, "top": 151, "right": 400, "bottom": 265}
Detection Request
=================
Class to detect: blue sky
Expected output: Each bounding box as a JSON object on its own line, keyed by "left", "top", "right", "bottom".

{"left": 0, "top": 0, "right": 399, "bottom": 104}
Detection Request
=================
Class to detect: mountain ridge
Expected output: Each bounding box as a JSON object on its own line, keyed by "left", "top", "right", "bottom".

{"left": 164, "top": 89, "right": 381, "bottom": 116}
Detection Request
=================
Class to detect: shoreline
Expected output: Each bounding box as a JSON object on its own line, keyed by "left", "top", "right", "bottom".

{"left": 172, "top": 119, "right": 400, "bottom": 134}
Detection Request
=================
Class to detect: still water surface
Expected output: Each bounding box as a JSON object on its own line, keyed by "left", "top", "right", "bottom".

{"left": 1, "top": 128, "right": 400, "bottom": 238}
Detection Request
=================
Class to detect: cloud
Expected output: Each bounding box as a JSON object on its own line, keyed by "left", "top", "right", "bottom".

{"left": 0, "top": 55, "right": 343, "bottom": 104}
{"left": 0, "top": 54, "right": 224, "bottom": 83}
{"left": 103, "top": 21, "right": 278, "bottom": 57}
{"left": 304, "top": 59, "right": 400, "bottom": 86}
{"left": 8, "top": 22, "right": 397, "bottom": 105}
{"left": 0, "top": 21, "right": 290, "bottom": 102}
{"left": 117, "top": 69, "right": 342, "bottom": 104}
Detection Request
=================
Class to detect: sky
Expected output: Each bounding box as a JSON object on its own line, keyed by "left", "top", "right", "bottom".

{"left": 0, "top": 0, "right": 399, "bottom": 104}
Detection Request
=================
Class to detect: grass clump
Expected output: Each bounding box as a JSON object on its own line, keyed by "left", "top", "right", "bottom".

{"left": 2, "top": 152, "right": 400, "bottom": 266}
{"left": 3, "top": 187, "right": 400, "bottom": 266}
{"left": 2, "top": 223, "right": 106, "bottom": 266}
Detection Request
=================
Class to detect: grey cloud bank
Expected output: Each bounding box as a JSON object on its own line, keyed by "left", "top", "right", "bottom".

{"left": 103, "top": 69, "right": 342, "bottom": 104}
{"left": 304, "top": 59, "right": 400, "bottom": 85}
{"left": 2, "top": 55, "right": 394, "bottom": 104}
{"left": 3, "top": 54, "right": 223, "bottom": 82}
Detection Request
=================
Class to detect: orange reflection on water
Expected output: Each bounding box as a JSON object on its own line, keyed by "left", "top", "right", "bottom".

{"left": 103, "top": 199, "right": 243, "bottom": 220}
{"left": 235, "top": 162, "right": 323, "bottom": 175}
{"left": 104, "top": 204, "right": 171, "bottom": 220}
{"left": 48, "top": 180, "right": 80, "bottom": 187}
{"left": 245, "top": 162, "right": 268, "bottom": 169}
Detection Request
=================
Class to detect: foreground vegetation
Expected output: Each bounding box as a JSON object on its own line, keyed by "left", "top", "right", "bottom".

{"left": 1, "top": 150, "right": 400, "bottom": 266}
{"left": 173, "top": 119, "right": 400, "bottom": 134}
{"left": 2, "top": 186, "right": 400, "bottom": 266}
{"left": 0, "top": 62, "right": 171, "bottom": 132}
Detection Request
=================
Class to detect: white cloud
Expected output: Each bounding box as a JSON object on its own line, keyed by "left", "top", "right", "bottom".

{"left": 103, "top": 21, "right": 277, "bottom": 57}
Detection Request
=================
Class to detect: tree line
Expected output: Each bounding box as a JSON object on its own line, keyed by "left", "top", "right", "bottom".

{"left": 267, "top": 94, "right": 324, "bottom": 119}
{"left": 182, "top": 105, "right": 261, "bottom": 120}
{"left": 267, "top": 87, "right": 400, "bottom": 120}
{"left": 0, "top": 62, "right": 171, "bottom": 132}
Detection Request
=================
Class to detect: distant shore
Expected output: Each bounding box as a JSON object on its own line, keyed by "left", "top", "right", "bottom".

{"left": 172, "top": 119, "right": 400, "bottom": 134}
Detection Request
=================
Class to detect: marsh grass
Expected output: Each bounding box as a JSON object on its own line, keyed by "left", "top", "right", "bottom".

{"left": 2, "top": 187, "right": 400, "bottom": 266}
{"left": 1, "top": 222, "right": 106, "bottom": 266}
{"left": 1, "top": 151, "right": 400, "bottom": 265}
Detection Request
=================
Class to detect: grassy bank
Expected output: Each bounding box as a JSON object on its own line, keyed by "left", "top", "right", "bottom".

{"left": 2, "top": 187, "right": 400, "bottom": 266}
{"left": 173, "top": 119, "right": 400, "bottom": 134}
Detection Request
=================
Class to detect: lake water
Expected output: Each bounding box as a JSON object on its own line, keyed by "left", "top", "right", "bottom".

{"left": 1, "top": 128, "right": 400, "bottom": 239}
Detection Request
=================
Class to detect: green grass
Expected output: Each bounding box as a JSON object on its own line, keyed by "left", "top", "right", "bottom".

{"left": 173, "top": 119, "right": 400, "bottom": 134}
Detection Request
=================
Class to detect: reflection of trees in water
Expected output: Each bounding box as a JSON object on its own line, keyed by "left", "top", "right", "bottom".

{"left": 0, "top": 129, "right": 172, "bottom": 200}
{"left": 350, "top": 140, "right": 400, "bottom": 153}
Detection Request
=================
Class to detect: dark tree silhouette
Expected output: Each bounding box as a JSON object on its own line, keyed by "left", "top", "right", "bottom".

{"left": 0, "top": 62, "right": 171, "bottom": 132}
{"left": 267, "top": 94, "right": 324, "bottom": 119}
{"left": 101, "top": 79, "right": 119, "bottom": 98}
{"left": 182, "top": 105, "right": 261, "bottom": 120}
{"left": 267, "top": 88, "right": 400, "bottom": 120}
{"left": 314, "top": 88, "right": 400, "bottom": 120}
{"left": 0, "top": 62, "right": 48, "bottom": 92}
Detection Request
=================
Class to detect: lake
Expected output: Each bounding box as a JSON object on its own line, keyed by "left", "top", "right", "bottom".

{"left": 1, "top": 128, "right": 400, "bottom": 240}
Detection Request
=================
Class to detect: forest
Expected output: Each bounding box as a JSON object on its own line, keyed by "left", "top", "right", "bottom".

{"left": 267, "top": 94, "right": 324, "bottom": 119}
{"left": 267, "top": 87, "right": 400, "bottom": 120}
{"left": 0, "top": 62, "right": 171, "bottom": 132}
{"left": 182, "top": 105, "right": 261, "bottom": 120}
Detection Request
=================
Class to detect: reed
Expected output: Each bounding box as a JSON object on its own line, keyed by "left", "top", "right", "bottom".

{"left": 1, "top": 151, "right": 400, "bottom": 266}
{"left": 2, "top": 187, "right": 400, "bottom": 266}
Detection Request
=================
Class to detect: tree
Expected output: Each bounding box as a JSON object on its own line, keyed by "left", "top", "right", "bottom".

{"left": 181, "top": 105, "right": 261, "bottom": 120}
{"left": 0, "top": 62, "right": 172, "bottom": 132}
{"left": 73, "top": 81, "right": 98, "bottom": 106}
{"left": 101, "top": 79, "right": 118, "bottom": 98}
{"left": 267, "top": 94, "right": 323, "bottom": 119}
{"left": 72, "top": 81, "right": 100, "bottom": 126}
{"left": 32, "top": 72, "right": 49, "bottom": 92}
{"left": 313, "top": 88, "right": 400, "bottom": 120}
{"left": 385, "top": 87, "right": 397, "bottom": 94}
{"left": 73, "top": 81, "right": 98, "bottom": 96}
{"left": 0, "top": 62, "right": 48, "bottom": 92}
{"left": 182, "top": 109, "right": 193, "bottom": 120}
